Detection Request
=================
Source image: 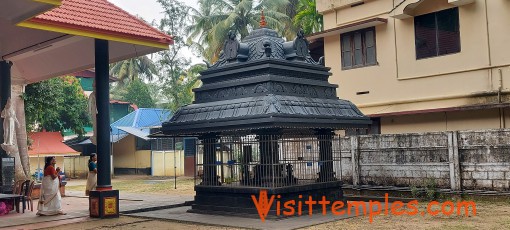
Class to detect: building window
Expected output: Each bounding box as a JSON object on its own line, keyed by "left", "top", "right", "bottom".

{"left": 151, "top": 137, "right": 184, "bottom": 151}
{"left": 340, "top": 27, "right": 377, "bottom": 69}
{"left": 414, "top": 7, "right": 460, "bottom": 59}
{"left": 136, "top": 138, "right": 151, "bottom": 150}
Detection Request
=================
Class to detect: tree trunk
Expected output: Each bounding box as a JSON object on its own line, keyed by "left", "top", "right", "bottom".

{"left": 12, "top": 84, "right": 30, "bottom": 179}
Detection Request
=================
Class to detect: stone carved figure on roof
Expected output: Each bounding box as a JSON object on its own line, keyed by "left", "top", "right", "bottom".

{"left": 1, "top": 98, "right": 19, "bottom": 153}
{"left": 224, "top": 30, "right": 240, "bottom": 61}
{"left": 293, "top": 29, "right": 310, "bottom": 59}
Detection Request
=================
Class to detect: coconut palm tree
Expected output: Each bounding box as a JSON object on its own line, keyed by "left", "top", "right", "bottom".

{"left": 187, "top": 0, "right": 291, "bottom": 62}
{"left": 293, "top": 0, "right": 323, "bottom": 35}
{"left": 266, "top": 0, "right": 300, "bottom": 40}
{"left": 186, "top": 0, "right": 218, "bottom": 61}
{"left": 109, "top": 55, "right": 158, "bottom": 86}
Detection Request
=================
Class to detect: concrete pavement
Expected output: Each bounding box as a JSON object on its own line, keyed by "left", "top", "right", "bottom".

{"left": 125, "top": 206, "right": 356, "bottom": 230}
{"left": 1, "top": 177, "right": 371, "bottom": 230}
{"left": 0, "top": 190, "right": 194, "bottom": 230}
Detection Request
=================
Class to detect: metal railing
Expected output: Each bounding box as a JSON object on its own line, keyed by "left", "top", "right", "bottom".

{"left": 194, "top": 134, "right": 342, "bottom": 188}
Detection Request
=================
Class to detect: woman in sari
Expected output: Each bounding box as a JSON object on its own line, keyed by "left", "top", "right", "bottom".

{"left": 37, "top": 156, "right": 65, "bottom": 216}
{"left": 85, "top": 153, "right": 97, "bottom": 196}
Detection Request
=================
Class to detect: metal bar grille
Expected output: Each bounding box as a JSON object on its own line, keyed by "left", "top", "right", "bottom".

{"left": 195, "top": 134, "right": 342, "bottom": 188}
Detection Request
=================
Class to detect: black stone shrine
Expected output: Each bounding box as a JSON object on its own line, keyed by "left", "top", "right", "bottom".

{"left": 154, "top": 24, "right": 371, "bottom": 217}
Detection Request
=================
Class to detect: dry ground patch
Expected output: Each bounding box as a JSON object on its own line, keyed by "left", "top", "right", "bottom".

{"left": 303, "top": 199, "right": 510, "bottom": 230}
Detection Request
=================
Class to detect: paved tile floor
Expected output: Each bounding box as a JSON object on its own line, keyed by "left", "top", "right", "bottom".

{"left": 0, "top": 190, "right": 193, "bottom": 230}
{"left": 0, "top": 178, "right": 374, "bottom": 230}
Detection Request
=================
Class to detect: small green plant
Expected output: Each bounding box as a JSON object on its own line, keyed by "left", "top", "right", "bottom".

{"left": 410, "top": 186, "right": 420, "bottom": 198}
{"left": 425, "top": 178, "right": 438, "bottom": 200}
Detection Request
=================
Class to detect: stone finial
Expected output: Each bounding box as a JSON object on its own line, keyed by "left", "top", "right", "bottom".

{"left": 260, "top": 10, "right": 267, "bottom": 28}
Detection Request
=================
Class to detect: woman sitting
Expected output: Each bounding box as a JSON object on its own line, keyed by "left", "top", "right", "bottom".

{"left": 37, "top": 156, "right": 65, "bottom": 216}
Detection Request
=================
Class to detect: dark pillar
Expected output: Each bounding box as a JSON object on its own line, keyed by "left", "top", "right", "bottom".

{"left": 200, "top": 134, "right": 221, "bottom": 186}
{"left": 90, "top": 39, "right": 119, "bottom": 219}
{"left": 255, "top": 132, "right": 283, "bottom": 186}
{"left": 95, "top": 39, "right": 111, "bottom": 190}
{"left": 0, "top": 61, "right": 12, "bottom": 158}
{"left": 240, "top": 145, "right": 252, "bottom": 185}
{"left": 259, "top": 135, "right": 279, "bottom": 167}
{"left": 317, "top": 130, "right": 336, "bottom": 182}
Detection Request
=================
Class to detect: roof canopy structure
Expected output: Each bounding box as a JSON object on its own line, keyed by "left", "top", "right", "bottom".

{"left": 0, "top": 0, "right": 61, "bottom": 24}
{"left": 1, "top": 0, "right": 172, "bottom": 84}
{"left": 111, "top": 108, "right": 172, "bottom": 142}
{"left": 0, "top": 0, "right": 171, "bottom": 197}
{"left": 391, "top": 0, "right": 475, "bottom": 19}
{"left": 159, "top": 25, "right": 371, "bottom": 136}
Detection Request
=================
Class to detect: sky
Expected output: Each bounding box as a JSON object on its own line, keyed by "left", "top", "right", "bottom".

{"left": 109, "top": 0, "right": 201, "bottom": 64}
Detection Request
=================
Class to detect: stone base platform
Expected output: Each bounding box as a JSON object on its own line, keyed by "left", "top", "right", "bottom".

{"left": 189, "top": 181, "right": 344, "bottom": 219}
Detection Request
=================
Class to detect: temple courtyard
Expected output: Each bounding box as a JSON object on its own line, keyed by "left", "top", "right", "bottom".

{"left": 0, "top": 175, "right": 508, "bottom": 230}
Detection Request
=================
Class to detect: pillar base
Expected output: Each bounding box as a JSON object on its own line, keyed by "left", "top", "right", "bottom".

{"left": 89, "top": 190, "right": 119, "bottom": 218}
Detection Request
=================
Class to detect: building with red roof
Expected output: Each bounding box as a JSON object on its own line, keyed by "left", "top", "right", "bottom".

{"left": 3, "top": 0, "right": 173, "bottom": 84}
{"left": 1, "top": 0, "right": 172, "bottom": 214}
{"left": 28, "top": 131, "right": 80, "bottom": 177}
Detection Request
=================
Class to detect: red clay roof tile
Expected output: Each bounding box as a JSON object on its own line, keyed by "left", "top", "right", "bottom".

{"left": 28, "top": 0, "right": 172, "bottom": 45}
{"left": 28, "top": 131, "right": 80, "bottom": 156}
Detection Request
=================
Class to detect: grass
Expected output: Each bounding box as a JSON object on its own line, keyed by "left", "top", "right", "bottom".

{"left": 66, "top": 176, "right": 196, "bottom": 195}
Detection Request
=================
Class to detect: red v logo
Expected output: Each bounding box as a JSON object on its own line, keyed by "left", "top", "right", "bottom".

{"left": 251, "top": 190, "right": 274, "bottom": 222}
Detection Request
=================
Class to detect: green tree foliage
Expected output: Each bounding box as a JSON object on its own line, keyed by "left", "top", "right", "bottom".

{"left": 293, "top": 0, "right": 323, "bottom": 35}
{"left": 24, "top": 77, "right": 90, "bottom": 136}
{"left": 156, "top": 0, "right": 196, "bottom": 111}
{"left": 270, "top": 0, "right": 300, "bottom": 40}
{"left": 158, "top": 0, "right": 191, "bottom": 72}
{"left": 109, "top": 17, "right": 158, "bottom": 87}
{"left": 120, "top": 79, "right": 155, "bottom": 108}
{"left": 162, "top": 64, "right": 206, "bottom": 111}
{"left": 187, "top": 0, "right": 291, "bottom": 62}
{"left": 108, "top": 17, "right": 159, "bottom": 104}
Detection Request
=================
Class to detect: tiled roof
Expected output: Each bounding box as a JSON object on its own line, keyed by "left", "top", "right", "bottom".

{"left": 28, "top": 131, "right": 80, "bottom": 156}
{"left": 162, "top": 95, "right": 371, "bottom": 135}
{"left": 26, "top": 0, "right": 172, "bottom": 46}
{"left": 111, "top": 108, "right": 172, "bottom": 135}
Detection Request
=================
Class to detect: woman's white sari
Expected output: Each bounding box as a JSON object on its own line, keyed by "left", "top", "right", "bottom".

{"left": 37, "top": 175, "right": 62, "bottom": 216}
{"left": 85, "top": 171, "right": 97, "bottom": 196}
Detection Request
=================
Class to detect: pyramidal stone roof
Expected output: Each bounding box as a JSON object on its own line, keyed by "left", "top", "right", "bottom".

{"left": 159, "top": 25, "right": 371, "bottom": 136}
